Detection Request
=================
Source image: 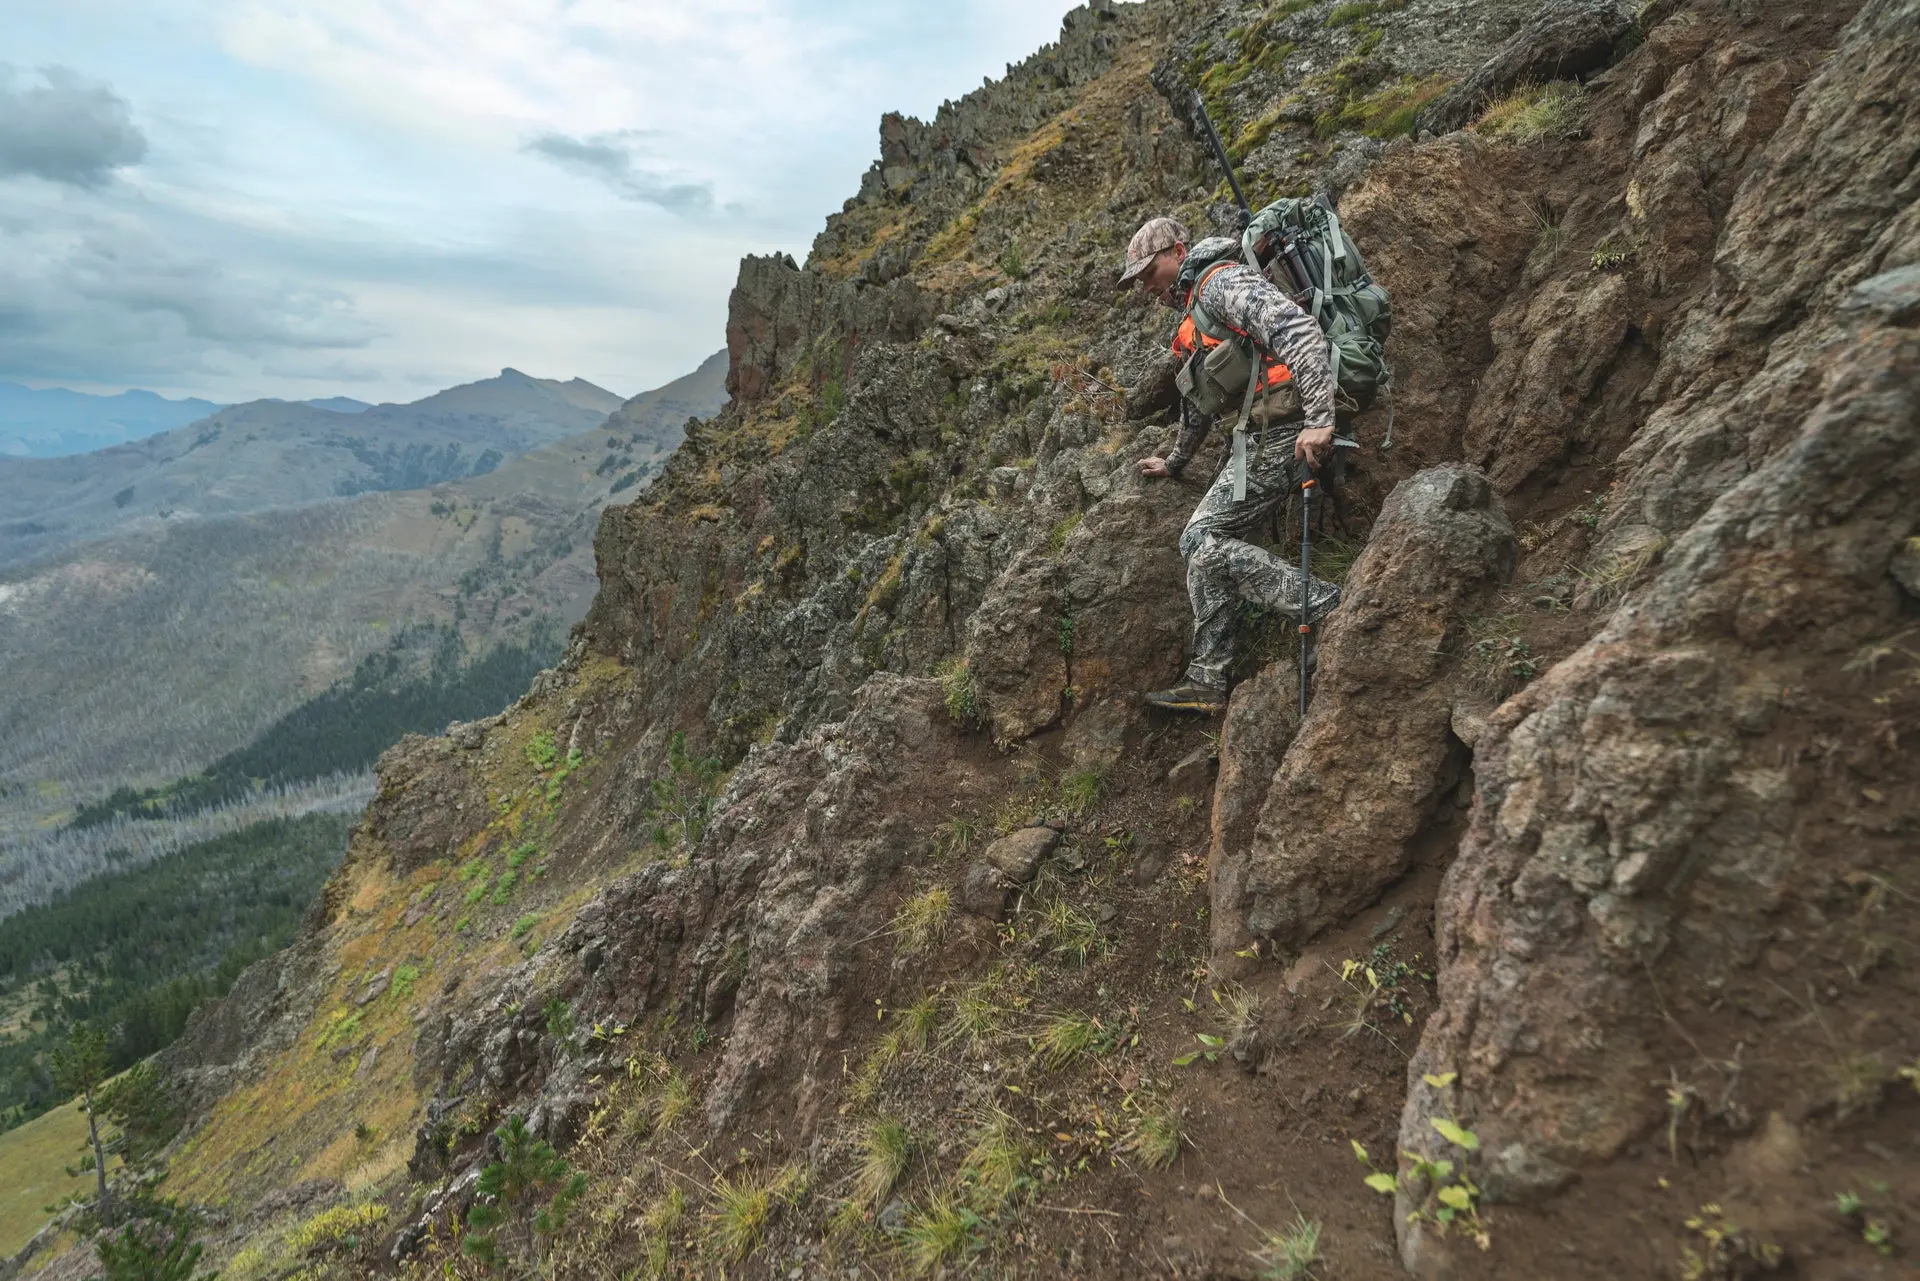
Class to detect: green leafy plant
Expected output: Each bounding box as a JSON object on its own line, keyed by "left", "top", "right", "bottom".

{"left": 1173, "top": 1031, "right": 1227, "bottom": 1067}
{"left": 524, "top": 729, "right": 559, "bottom": 772}
{"left": 1835, "top": 1188, "right": 1897, "bottom": 1257}
{"left": 1678, "top": 1203, "right": 1783, "bottom": 1279}
{"left": 1353, "top": 1072, "right": 1490, "bottom": 1250}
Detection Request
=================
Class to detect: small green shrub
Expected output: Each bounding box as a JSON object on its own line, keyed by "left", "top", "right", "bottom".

{"left": 940, "top": 660, "right": 983, "bottom": 728}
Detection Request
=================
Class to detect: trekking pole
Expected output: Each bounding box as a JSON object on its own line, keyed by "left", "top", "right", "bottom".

{"left": 1298, "top": 460, "right": 1316, "bottom": 718}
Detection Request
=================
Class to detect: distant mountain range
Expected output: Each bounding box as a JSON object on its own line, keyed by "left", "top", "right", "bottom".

{"left": 0, "top": 350, "right": 727, "bottom": 909}
{"left": 0, "top": 384, "right": 224, "bottom": 458}
{"left": 0, "top": 368, "right": 629, "bottom": 573}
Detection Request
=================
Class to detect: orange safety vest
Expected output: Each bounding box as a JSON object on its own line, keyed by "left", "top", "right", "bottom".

{"left": 1172, "top": 262, "right": 1293, "bottom": 392}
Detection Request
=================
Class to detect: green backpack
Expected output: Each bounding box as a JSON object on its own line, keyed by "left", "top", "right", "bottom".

{"left": 1244, "top": 197, "right": 1393, "bottom": 412}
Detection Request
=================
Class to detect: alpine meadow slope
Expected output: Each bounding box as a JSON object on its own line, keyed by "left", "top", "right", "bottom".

{"left": 20, "top": 2, "right": 1915, "bottom": 1279}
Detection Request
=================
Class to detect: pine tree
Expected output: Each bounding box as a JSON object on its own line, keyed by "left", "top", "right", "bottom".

{"left": 51, "top": 1025, "right": 112, "bottom": 1212}
{"left": 462, "top": 1115, "right": 588, "bottom": 1269}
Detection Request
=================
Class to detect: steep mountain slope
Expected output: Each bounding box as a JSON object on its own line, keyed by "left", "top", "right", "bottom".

{"left": 0, "top": 356, "right": 724, "bottom": 913}
{"left": 0, "top": 384, "right": 224, "bottom": 459}
{"left": 0, "top": 369, "right": 625, "bottom": 573}
{"left": 55, "top": 2, "right": 1915, "bottom": 1279}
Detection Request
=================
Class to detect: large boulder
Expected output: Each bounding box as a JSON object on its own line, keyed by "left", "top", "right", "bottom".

{"left": 1212, "top": 465, "right": 1517, "bottom": 957}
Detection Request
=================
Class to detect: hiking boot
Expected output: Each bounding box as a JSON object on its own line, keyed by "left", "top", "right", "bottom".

{"left": 1144, "top": 682, "right": 1229, "bottom": 714}
{"left": 1304, "top": 581, "right": 1342, "bottom": 625}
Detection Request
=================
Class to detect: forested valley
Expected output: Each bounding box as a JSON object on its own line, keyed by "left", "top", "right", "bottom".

{"left": 0, "top": 814, "right": 352, "bottom": 1131}
{"left": 69, "top": 621, "right": 564, "bottom": 829}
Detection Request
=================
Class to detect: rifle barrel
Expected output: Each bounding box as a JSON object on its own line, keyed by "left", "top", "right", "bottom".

{"left": 1190, "top": 90, "right": 1251, "bottom": 214}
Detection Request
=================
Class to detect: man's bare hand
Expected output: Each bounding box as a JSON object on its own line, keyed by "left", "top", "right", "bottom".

{"left": 1293, "top": 426, "right": 1335, "bottom": 467}
{"left": 1138, "top": 456, "right": 1174, "bottom": 478}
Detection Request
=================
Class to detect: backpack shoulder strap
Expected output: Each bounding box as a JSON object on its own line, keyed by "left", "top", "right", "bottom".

{"left": 1187, "top": 261, "right": 1249, "bottom": 344}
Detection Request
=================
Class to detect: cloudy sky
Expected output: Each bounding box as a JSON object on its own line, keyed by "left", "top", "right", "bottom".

{"left": 2, "top": 1, "right": 1080, "bottom": 405}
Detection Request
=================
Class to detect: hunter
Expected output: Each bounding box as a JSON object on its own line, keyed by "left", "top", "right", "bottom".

{"left": 1122, "top": 214, "right": 1344, "bottom": 714}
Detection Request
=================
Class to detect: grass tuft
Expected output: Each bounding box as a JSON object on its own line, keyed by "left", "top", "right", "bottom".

{"left": 1040, "top": 896, "right": 1101, "bottom": 967}
{"left": 854, "top": 1120, "right": 915, "bottom": 1210}
{"left": 1252, "top": 1214, "right": 1323, "bottom": 1280}
{"left": 892, "top": 887, "right": 954, "bottom": 957}
{"left": 1121, "top": 1106, "right": 1184, "bottom": 1170}
{"left": 959, "top": 1113, "right": 1029, "bottom": 1209}
{"left": 1460, "top": 613, "right": 1539, "bottom": 698}
{"left": 899, "top": 1194, "right": 979, "bottom": 1275}
{"left": 895, "top": 995, "right": 940, "bottom": 1054}
{"left": 1033, "top": 1011, "right": 1102, "bottom": 1071}
{"left": 947, "top": 979, "right": 1010, "bottom": 1052}
{"left": 940, "top": 660, "right": 983, "bottom": 728}
{"left": 703, "top": 1165, "right": 798, "bottom": 1261}
{"left": 1473, "top": 80, "right": 1588, "bottom": 142}
{"left": 1057, "top": 767, "right": 1108, "bottom": 819}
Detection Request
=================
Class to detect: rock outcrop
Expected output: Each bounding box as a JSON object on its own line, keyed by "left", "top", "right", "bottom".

{"left": 1418, "top": 0, "right": 1640, "bottom": 135}
{"left": 1399, "top": 0, "right": 1919, "bottom": 1267}
{"left": 1212, "top": 465, "right": 1516, "bottom": 958}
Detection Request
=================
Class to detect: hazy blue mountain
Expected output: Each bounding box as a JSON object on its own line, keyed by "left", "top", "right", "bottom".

{"left": 0, "top": 368, "right": 629, "bottom": 572}
{"left": 305, "top": 397, "right": 372, "bottom": 413}
{"left": 0, "top": 383, "right": 225, "bottom": 458}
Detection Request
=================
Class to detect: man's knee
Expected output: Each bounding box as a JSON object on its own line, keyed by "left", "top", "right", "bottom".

{"left": 1180, "top": 524, "right": 1220, "bottom": 564}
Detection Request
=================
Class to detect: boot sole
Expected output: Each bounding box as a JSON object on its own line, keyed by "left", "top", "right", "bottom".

{"left": 1145, "top": 697, "right": 1227, "bottom": 714}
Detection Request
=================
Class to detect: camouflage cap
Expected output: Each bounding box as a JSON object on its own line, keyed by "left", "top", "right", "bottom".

{"left": 1118, "top": 215, "right": 1191, "bottom": 282}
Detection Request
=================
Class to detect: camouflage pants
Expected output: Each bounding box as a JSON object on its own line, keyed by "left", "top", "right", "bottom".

{"left": 1179, "top": 425, "right": 1340, "bottom": 689}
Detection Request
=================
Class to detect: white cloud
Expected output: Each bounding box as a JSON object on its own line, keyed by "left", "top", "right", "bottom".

{"left": 2, "top": 0, "right": 1083, "bottom": 402}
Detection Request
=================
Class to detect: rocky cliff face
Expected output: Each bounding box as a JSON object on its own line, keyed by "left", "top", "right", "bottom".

{"left": 146, "top": 1, "right": 1917, "bottom": 1278}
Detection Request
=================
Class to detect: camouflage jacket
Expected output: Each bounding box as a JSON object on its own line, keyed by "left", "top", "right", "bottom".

{"left": 1165, "top": 245, "right": 1335, "bottom": 475}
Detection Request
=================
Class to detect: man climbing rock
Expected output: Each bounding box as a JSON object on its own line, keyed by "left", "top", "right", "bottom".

{"left": 1121, "top": 215, "right": 1344, "bottom": 714}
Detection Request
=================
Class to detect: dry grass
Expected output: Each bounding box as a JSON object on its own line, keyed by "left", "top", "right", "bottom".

{"left": 1120, "top": 1105, "right": 1185, "bottom": 1170}
{"left": 899, "top": 1193, "right": 979, "bottom": 1275}
{"left": 891, "top": 888, "right": 954, "bottom": 957}
{"left": 853, "top": 1120, "right": 914, "bottom": 1210}
{"left": 1473, "top": 80, "right": 1589, "bottom": 142}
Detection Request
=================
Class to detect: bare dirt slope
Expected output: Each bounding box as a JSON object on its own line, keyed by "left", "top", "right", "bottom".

{"left": 104, "top": 2, "right": 1919, "bottom": 1279}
